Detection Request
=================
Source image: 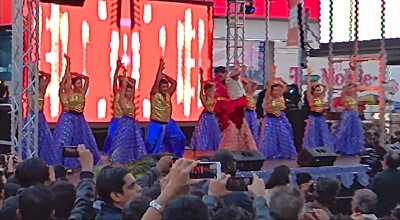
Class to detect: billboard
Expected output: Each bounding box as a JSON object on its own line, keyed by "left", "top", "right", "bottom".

{"left": 35, "top": 0, "right": 213, "bottom": 122}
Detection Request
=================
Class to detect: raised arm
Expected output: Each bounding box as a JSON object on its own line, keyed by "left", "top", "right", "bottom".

{"left": 62, "top": 54, "right": 72, "bottom": 94}
{"left": 73, "top": 73, "right": 89, "bottom": 95}
{"left": 228, "top": 60, "right": 241, "bottom": 80}
{"left": 163, "top": 74, "right": 177, "bottom": 96}
{"left": 113, "top": 59, "right": 122, "bottom": 95}
{"left": 151, "top": 57, "right": 165, "bottom": 96}
{"left": 199, "top": 68, "right": 206, "bottom": 103}
{"left": 38, "top": 71, "right": 51, "bottom": 96}
{"left": 306, "top": 67, "right": 313, "bottom": 104}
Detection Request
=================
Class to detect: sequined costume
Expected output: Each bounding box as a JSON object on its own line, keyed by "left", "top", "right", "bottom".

{"left": 244, "top": 95, "right": 260, "bottom": 143}
{"left": 190, "top": 98, "right": 221, "bottom": 151}
{"left": 333, "top": 96, "right": 365, "bottom": 155}
{"left": 303, "top": 97, "right": 334, "bottom": 149}
{"left": 145, "top": 92, "right": 186, "bottom": 157}
{"left": 53, "top": 92, "right": 101, "bottom": 168}
{"left": 258, "top": 97, "right": 297, "bottom": 159}
{"left": 108, "top": 101, "right": 147, "bottom": 163}
{"left": 219, "top": 121, "right": 257, "bottom": 151}
{"left": 18, "top": 97, "right": 57, "bottom": 165}
{"left": 103, "top": 93, "right": 123, "bottom": 155}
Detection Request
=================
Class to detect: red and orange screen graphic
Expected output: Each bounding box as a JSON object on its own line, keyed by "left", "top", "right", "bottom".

{"left": 37, "top": 0, "right": 213, "bottom": 123}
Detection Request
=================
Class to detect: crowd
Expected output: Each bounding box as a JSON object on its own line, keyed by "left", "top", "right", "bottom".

{"left": 0, "top": 145, "right": 398, "bottom": 220}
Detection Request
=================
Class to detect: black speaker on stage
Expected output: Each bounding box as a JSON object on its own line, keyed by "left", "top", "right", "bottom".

{"left": 376, "top": 144, "right": 400, "bottom": 158}
{"left": 0, "top": 106, "right": 11, "bottom": 154}
{"left": 40, "top": 0, "right": 85, "bottom": 7}
{"left": 232, "top": 150, "right": 264, "bottom": 171}
{"left": 297, "top": 147, "right": 337, "bottom": 167}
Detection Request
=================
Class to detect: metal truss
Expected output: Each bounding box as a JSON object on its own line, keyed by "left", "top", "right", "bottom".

{"left": 226, "top": 0, "right": 246, "bottom": 67}
{"left": 10, "top": 0, "right": 40, "bottom": 158}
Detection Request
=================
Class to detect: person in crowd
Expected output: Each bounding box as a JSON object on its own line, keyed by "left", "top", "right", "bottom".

{"left": 333, "top": 83, "right": 365, "bottom": 155}
{"left": 264, "top": 165, "right": 291, "bottom": 205}
{"left": 296, "top": 172, "right": 314, "bottom": 203}
{"left": 18, "top": 71, "right": 56, "bottom": 163}
{"left": 242, "top": 67, "right": 261, "bottom": 144}
{"left": 258, "top": 65, "right": 297, "bottom": 159}
{"left": 108, "top": 75, "right": 147, "bottom": 164}
{"left": 122, "top": 196, "right": 152, "bottom": 220}
{"left": 305, "top": 177, "right": 341, "bottom": 219}
{"left": 214, "top": 62, "right": 257, "bottom": 151}
{"left": 17, "top": 185, "right": 55, "bottom": 220}
{"left": 163, "top": 195, "right": 209, "bottom": 220}
{"left": 52, "top": 54, "right": 101, "bottom": 167}
{"left": 303, "top": 68, "right": 334, "bottom": 149}
{"left": 203, "top": 150, "right": 253, "bottom": 212}
{"left": 103, "top": 59, "right": 124, "bottom": 158}
{"left": 95, "top": 166, "right": 142, "bottom": 219}
{"left": 145, "top": 57, "right": 186, "bottom": 157}
{"left": 190, "top": 68, "right": 221, "bottom": 151}
{"left": 350, "top": 189, "right": 378, "bottom": 220}
{"left": 3, "top": 183, "right": 20, "bottom": 200}
{"left": 211, "top": 205, "right": 253, "bottom": 220}
{"left": 368, "top": 151, "right": 400, "bottom": 217}
{"left": 268, "top": 185, "right": 306, "bottom": 220}
{"left": 50, "top": 180, "right": 76, "bottom": 219}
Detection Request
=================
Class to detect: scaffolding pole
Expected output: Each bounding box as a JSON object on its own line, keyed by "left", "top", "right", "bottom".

{"left": 11, "top": 0, "right": 40, "bottom": 158}
{"left": 226, "top": 0, "right": 246, "bottom": 67}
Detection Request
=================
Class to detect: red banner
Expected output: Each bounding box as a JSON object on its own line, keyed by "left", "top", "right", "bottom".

{"left": 286, "top": 0, "right": 301, "bottom": 46}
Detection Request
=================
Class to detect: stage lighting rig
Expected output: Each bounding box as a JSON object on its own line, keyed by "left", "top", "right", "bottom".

{"left": 39, "top": 0, "right": 85, "bottom": 7}
{"left": 284, "top": 84, "right": 301, "bottom": 109}
{"left": 240, "top": 1, "right": 255, "bottom": 15}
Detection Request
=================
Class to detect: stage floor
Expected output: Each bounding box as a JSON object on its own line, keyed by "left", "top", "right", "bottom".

{"left": 183, "top": 150, "right": 362, "bottom": 171}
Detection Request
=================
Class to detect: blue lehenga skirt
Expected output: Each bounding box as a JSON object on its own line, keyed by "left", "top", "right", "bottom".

{"left": 333, "top": 110, "right": 365, "bottom": 155}
{"left": 258, "top": 111, "right": 297, "bottom": 159}
{"left": 245, "top": 109, "right": 260, "bottom": 143}
{"left": 103, "top": 117, "right": 120, "bottom": 155}
{"left": 17, "top": 111, "right": 57, "bottom": 165}
{"left": 53, "top": 111, "right": 101, "bottom": 168}
{"left": 108, "top": 116, "right": 147, "bottom": 164}
{"left": 190, "top": 111, "right": 221, "bottom": 151}
{"left": 303, "top": 113, "right": 334, "bottom": 149}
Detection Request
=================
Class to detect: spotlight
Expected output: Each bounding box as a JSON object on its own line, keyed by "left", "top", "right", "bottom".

{"left": 240, "top": 1, "right": 255, "bottom": 15}
{"left": 283, "top": 84, "right": 301, "bottom": 109}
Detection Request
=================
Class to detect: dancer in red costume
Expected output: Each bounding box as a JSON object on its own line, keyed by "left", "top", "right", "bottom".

{"left": 213, "top": 62, "right": 257, "bottom": 151}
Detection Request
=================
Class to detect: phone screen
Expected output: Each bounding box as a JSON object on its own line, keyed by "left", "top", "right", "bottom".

{"left": 62, "top": 146, "right": 79, "bottom": 158}
{"left": 189, "top": 162, "right": 220, "bottom": 179}
{"left": 226, "top": 177, "right": 253, "bottom": 191}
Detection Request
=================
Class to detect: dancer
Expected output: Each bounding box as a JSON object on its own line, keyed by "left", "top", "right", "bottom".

{"left": 214, "top": 62, "right": 257, "bottom": 151}
{"left": 18, "top": 71, "right": 57, "bottom": 165}
{"left": 333, "top": 83, "right": 365, "bottom": 155}
{"left": 103, "top": 59, "right": 124, "bottom": 157}
{"left": 145, "top": 57, "right": 186, "bottom": 157}
{"left": 258, "top": 66, "right": 297, "bottom": 159}
{"left": 108, "top": 76, "right": 147, "bottom": 164}
{"left": 53, "top": 54, "right": 101, "bottom": 168}
{"left": 302, "top": 68, "right": 334, "bottom": 149}
{"left": 190, "top": 68, "right": 221, "bottom": 151}
{"left": 242, "top": 68, "right": 260, "bottom": 143}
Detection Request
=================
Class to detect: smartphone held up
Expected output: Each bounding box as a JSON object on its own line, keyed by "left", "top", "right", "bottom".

{"left": 62, "top": 146, "right": 80, "bottom": 158}
{"left": 189, "top": 162, "right": 222, "bottom": 179}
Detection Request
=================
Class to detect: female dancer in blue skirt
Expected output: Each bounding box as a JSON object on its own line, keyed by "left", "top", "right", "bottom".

{"left": 103, "top": 59, "right": 124, "bottom": 158}
{"left": 190, "top": 68, "right": 221, "bottom": 151}
{"left": 302, "top": 68, "right": 334, "bottom": 149}
{"left": 333, "top": 83, "right": 365, "bottom": 155}
{"left": 53, "top": 54, "right": 101, "bottom": 168}
{"left": 18, "top": 71, "right": 57, "bottom": 164}
{"left": 242, "top": 70, "right": 260, "bottom": 143}
{"left": 258, "top": 66, "right": 297, "bottom": 159}
{"left": 108, "top": 76, "right": 147, "bottom": 164}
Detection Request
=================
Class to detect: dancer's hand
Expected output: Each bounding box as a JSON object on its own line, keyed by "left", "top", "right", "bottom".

{"left": 116, "top": 58, "right": 122, "bottom": 68}
{"left": 63, "top": 54, "right": 71, "bottom": 65}
{"left": 234, "top": 60, "right": 240, "bottom": 70}
{"left": 307, "top": 67, "right": 313, "bottom": 75}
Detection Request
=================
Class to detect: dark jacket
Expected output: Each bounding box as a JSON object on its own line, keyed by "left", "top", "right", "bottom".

{"left": 368, "top": 168, "right": 400, "bottom": 217}
{"left": 136, "top": 167, "right": 162, "bottom": 199}
{"left": 68, "top": 171, "right": 96, "bottom": 220}
{"left": 95, "top": 204, "right": 122, "bottom": 220}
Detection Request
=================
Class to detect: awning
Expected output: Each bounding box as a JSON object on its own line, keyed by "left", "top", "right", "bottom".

{"left": 309, "top": 38, "right": 400, "bottom": 65}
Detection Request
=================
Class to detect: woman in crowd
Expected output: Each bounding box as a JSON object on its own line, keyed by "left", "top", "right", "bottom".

{"left": 190, "top": 68, "right": 221, "bottom": 151}
{"left": 333, "top": 83, "right": 365, "bottom": 155}
{"left": 258, "top": 65, "right": 297, "bottom": 159}
{"left": 18, "top": 71, "right": 57, "bottom": 164}
{"left": 108, "top": 75, "right": 147, "bottom": 164}
{"left": 103, "top": 59, "right": 124, "bottom": 158}
{"left": 302, "top": 68, "right": 333, "bottom": 149}
{"left": 242, "top": 69, "right": 260, "bottom": 143}
{"left": 52, "top": 54, "right": 101, "bottom": 167}
{"left": 264, "top": 165, "right": 291, "bottom": 205}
